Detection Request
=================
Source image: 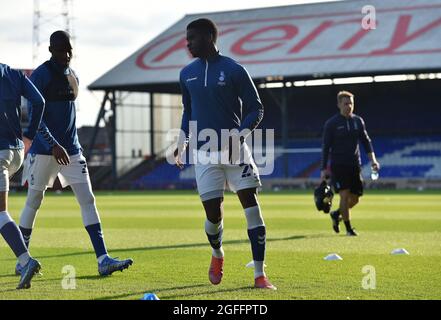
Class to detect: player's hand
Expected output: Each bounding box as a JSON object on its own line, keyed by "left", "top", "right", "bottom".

{"left": 228, "top": 135, "right": 242, "bottom": 165}
{"left": 23, "top": 136, "right": 33, "bottom": 155}
{"left": 52, "top": 143, "right": 70, "bottom": 165}
{"left": 320, "top": 169, "right": 330, "bottom": 181}
{"left": 174, "top": 147, "right": 184, "bottom": 169}
{"left": 371, "top": 161, "right": 380, "bottom": 172}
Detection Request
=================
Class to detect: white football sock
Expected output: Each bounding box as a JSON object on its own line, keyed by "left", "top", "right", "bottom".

{"left": 212, "top": 247, "right": 224, "bottom": 258}
{"left": 253, "top": 261, "right": 265, "bottom": 279}
{"left": 97, "top": 254, "right": 109, "bottom": 264}
{"left": 19, "top": 189, "right": 44, "bottom": 229}
{"left": 205, "top": 219, "right": 224, "bottom": 258}
{"left": 18, "top": 252, "right": 31, "bottom": 268}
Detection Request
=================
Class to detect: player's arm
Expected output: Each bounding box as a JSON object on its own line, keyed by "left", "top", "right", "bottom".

{"left": 235, "top": 65, "right": 264, "bottom": 135}
{"left": 367, "top": 152, "right": 379, "bottom": 171}
{"left": 20, "top": 72, "right": 45, "bottom": 154}
{"left": 320, "top": 121, "right": 332, "bottom": 180}
{"left": 28, "top": 67, "right": 58, "bottom": 147}
{"left": 175, "top": 72, "right": 192, "bottom": 169}
{"left": 359, "top": 117, "right": 379, "bottom": 171}
{"left": 230, "top": 65, "right": 264, "bottom": 163}
{"left": 29, "top": 68, "right": 70, "bottom": 165}
{"left": 38, "top": 121, "right": 70, "bottom": 165}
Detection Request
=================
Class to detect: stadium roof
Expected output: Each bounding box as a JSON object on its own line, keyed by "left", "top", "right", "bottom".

{"left": 88, "top": 0, "right": 441, "bottom": 93}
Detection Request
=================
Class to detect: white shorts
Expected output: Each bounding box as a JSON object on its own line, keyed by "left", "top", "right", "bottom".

{"left": 194, "top": 144, "right": 261, "bottom": 201}
{"left": 22, "top": 153, "right": 90, "bottom": 191}
{"left": 0, "top": 149, "right": 24, "bottom": 192}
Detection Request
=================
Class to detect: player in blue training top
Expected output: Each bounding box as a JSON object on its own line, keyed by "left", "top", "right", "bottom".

{"left": 321, "top": 91, "right": 380, "bottom": 236}
{"left": 0, "top": 62, "right": 45, "bottom": 289}
{"left": 174, "top": 18, "right": 276, "bottom": 290}
{"left": 18, "top": 31, "right": 133, "bottom": 276}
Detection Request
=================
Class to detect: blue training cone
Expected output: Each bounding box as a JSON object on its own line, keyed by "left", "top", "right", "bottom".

{"left": 141, "top": 293, "right": 160, "bottom": 300}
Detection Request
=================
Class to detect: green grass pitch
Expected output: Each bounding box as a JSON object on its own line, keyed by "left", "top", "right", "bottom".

{"left": 1, "top": 190, "right": 440, "bottom": 300}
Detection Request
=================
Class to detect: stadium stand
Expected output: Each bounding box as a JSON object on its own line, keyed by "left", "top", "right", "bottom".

{"left": 132, "top": 136, "right": 441, "bottom": 189}
{"left": 130, "top": 80, "right": 441, "bottom": 189}
{"left": 86, "top": 0, "right": 441, "bottom": 190}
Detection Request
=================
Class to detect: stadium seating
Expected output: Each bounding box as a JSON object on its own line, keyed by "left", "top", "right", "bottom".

{"left": 132, "top": 136, "right": 441, "bottom": 189}
{"left": 305, "top": 136, "right": 441, "bottom": 179}
{"left": 359, "top": 137, "right": 441, "bottom": 179}
{"left": 133, "top": 162, "right": 196, "bottom": 189}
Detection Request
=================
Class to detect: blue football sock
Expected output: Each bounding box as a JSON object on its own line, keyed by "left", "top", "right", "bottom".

{"left": 1, "top": 222, "right": 28, "bottom": 258}
{"left": 85, "top": 223, "right": 108, "bottom": 259}
{"left": 19, "top": 226, "right": 33, "bottom": 248}
{"left": 206, "top": 229, "right": 223, "bottom": 250}
{"left": 247, "top": 225, "right": 266, "bottom": 262}
{"left": 205, "top": 219, "right": 224, "bottom": 257}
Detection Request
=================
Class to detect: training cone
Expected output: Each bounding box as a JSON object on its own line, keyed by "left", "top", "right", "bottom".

{"left": 391, "top": 248, "right": 409, "bottom": 255}
{"left": 141, "top": 293, "right": 160, "bottom": 300}
{"left": 245, "top": 261, "right": 267, "bottom": 268}
{"left": 324, "top": 253, "right": 343, "bottom": 261}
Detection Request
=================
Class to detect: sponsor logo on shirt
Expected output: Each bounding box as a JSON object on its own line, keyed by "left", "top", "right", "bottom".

{"left": 218, "top": 71, "right": 226, "bottom": 86}
{"left": 186, "top": 77, "right": 198, "bottom": 82}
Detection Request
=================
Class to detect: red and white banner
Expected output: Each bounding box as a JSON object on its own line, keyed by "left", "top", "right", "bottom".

{"left": 90, "top": 0, "right": 441, "bottom": 89}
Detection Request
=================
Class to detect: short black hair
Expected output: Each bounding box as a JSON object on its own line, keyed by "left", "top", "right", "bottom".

{"left": 186, "top": 18, "right": 218, "bottom": 43}
{"left": 50, "top": 30, "right": 72, "bottom": 50}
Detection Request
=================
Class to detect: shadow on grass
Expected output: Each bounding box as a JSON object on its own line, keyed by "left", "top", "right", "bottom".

{"left": 95, "top": 283, "right": 209, "bottom": 300}
{"left": 76, "top": 275, "right": 104, "bottom": 281}
{"left": 159, "top": 286, "right": 256, "bottom": 300}
{"left": 0, "top": 288, "right": 19, "bottom": 293}
{"left": 0, "top": 275, "right": 61, "bottom": 286}
{"left": 94, "top": 284, "right": 257, "bottom": 300}
{"left": 2, "top": 234, "right": 329, "bottom": 261}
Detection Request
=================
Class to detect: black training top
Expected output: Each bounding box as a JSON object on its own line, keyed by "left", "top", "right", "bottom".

{"left": 321, "top": 113, "right": 373, "bottom": 169}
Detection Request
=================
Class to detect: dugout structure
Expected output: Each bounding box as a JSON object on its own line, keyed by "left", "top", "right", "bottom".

{"left": 88, "top": 0, "right": 441, "bottom": 188}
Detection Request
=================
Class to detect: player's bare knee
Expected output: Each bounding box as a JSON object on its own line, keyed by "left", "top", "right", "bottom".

{"left": 206, "top": 212, "right": 222, "bottom": 224}
{"left": 339, "top": 190, "right": 350, "bottom": 204}
{"left": 237, "top": 188, "right": 258, "bottom": 209}
{"left": 0, "top": 191, "right": 6, "bottom": 212}
{"left": 203, "top": 197, "right": 223, "bottom": 224}
{"left": 349, "top": 196, "right": 359, "bottom": 208}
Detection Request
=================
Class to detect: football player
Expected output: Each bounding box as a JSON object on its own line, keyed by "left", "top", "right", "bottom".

{"left": 321, "top": 91, "right": 380, "bottom": 236}
{"left": 18, "top": 31, "right": 133, "bottom": 276}
{"left": 175, "top": 19, "right": 276, "bottom": 290}
{"left": 0, "top": 62, "right": 44, "bottom": 289}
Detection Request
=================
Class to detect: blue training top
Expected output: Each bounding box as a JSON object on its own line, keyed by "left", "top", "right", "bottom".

{"left": 28, "top": 58, "right": 82, "bottom": 156}
{"left": 0, "top": 63, "right": 45, "bottom": 150}
{"left": 179, "top": 53, "right": 264, "bottom": 150}
{"left": 321, "top": 113, "right": 374, "bottom": 168}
